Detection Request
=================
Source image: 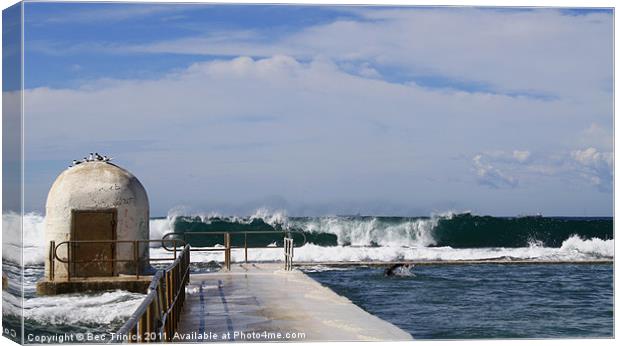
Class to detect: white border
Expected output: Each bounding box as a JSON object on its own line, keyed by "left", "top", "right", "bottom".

{"left": 0, "top": 1, "right": 616, "bottom": 346}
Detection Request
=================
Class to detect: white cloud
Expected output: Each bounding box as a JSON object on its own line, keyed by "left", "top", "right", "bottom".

{"left": 17, "top": 6, "right": 613, "bottom": 215}
{"left": 477, "top": 150, "right": 531, "bottom": 164}
{"left": 25, "top": 55, "right": 577, "bottom": 147}
{"left": 571, "top": 147, "right": 613, "bottom": 191}
{"left": 572, "top": 147, "right": 612, "bottom": 167}
{"left": 472, "top": 154, "right": 518, "bottom": 189}
{"left": 20, "top": 53, "right": 613, "bottom": 214}
{"left": 28, "top": 9, "right": 612, "bottom": 106}
{"left": 471, "top": 146, "right": 614, "bottom": 192}
{"left": 578, "top": 123, "right": 613, "bottom": 151}
{"left": 512, "top": 150, "right": 531, "bottom": 163}
{"left": 89, "top": 8, "right": 611, "bottom": 104}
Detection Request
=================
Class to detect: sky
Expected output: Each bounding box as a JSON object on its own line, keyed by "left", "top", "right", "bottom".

{"left": 11, "top": 2, "right": 614, "bottom": 216}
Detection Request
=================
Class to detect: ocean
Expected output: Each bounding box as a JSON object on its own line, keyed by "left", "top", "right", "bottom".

{"left": 304, "top": 264, "right": 613, "bottom": 339}
{"left": 1, "top": 211, "right": 614, "bottom": 341}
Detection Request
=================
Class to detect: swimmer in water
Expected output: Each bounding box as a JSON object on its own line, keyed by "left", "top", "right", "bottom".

{"left": 384, "top": 263, "right": 414, "bottom": 276}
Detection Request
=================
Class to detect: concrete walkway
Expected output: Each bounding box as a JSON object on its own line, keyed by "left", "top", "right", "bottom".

{"left": 174, "top": 263, "right": 412, "bottom": 342}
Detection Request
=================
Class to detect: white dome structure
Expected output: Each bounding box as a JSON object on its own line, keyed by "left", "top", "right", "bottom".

{"left": 44, "top": 161, "right": 150, "bottom": 279}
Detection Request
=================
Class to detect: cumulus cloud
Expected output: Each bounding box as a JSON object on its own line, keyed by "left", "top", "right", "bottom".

{"left": 512, "top": 150, "right": 531, "bottom": 163}
{"left": 28, "top": 9, "right": 612, "bottom": 105}
{"left": 476, "top": 150, "right": 531, "bottom": 164}
{"left": 19, "top": 52, "right": 613, "bottom": 214}
{"left": 578, "top": 123, "right": 613, "bottom": 150}
{"left": 472, "top": 154, "right": 518, "bottom": 189}
{"left": 472, "top": 146, "right": 613, "bottom": 193}
{"left": 19, "top": 0, "right": 614, "bottom": 217}
{"left": 58, "top": 7, "right": 606, "bottom": 103}
{"left": 571, "top": 147, "right": 613, "bottom": 191}
{"left": 20, "top": 53, "right": 585, "bottom": 212}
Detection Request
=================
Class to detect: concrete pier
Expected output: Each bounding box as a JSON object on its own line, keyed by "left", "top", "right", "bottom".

{"left": 174, "top": 263, "right": 412, "bottom": 342}
{"left": 296, "top": 259, "right": 613, "bottom": 267}
{"left": 36, "top": 276, "right": 152, "bottom": 295}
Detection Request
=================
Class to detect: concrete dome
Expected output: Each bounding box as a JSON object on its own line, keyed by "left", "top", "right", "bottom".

{"left": 45, "top": 161, "right": 150, "bottom": 279}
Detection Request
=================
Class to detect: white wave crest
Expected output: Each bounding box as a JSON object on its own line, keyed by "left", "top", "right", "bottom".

{"left": 2, "top": 212, "right": 46, "bottom": 265}
{"left": 2, "top": 289, "right": 144, "bottom": 326}
{"left": 250, "top": 208, "right": 289, "bottom": 227}
{"left": 2, "top": 212, "right": 183, "bottom": 263}
{"left": 297, "top": 212, "right": 455, "bottom": 247}
{"left": 559, "top": 235, "right": 614, "bottom": 258}
{"left": 149, "top": 236, "right": 613, "bottom": 264}
{"left": 4, "top": 210, "right": 612, "bottom": 265}
{"left": 149, "top": 218, "right": 174, "bottom": 247}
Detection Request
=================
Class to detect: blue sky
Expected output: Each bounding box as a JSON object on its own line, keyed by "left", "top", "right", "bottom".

{"left": 15, "top": 2, "right": 613, "bottom": 216}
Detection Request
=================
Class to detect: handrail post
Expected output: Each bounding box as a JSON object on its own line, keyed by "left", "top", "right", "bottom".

{"left": 138, "top": 314, "right": 146, "bottom": 342}
{"left": 244, "top": 233, "right": 248, "bottom": 263}
{"left": 283, "top": 237, "right": 294, "bottom": 271}
{"left": 166, "top": 270, "right": 172, "bottom": 337}
{"left": 224, "top": 233, "right": 228, "bottom": 269}
{"left": 134, "top": 240, "right": 139, "bottom": 279}
{"left": 146, "top": 302, "right": 152, "bottom": 342}
{"left": 67, "top": 241, "right": 72, "bottom": 281}
{"left": 224, "top": 233, "right": 231, "bottom": 271}
{"left": 109, "top": 243, "right": 192, "bottom": 342}
{"left": 49, "top": 240, "right": 55, "bottom": 281}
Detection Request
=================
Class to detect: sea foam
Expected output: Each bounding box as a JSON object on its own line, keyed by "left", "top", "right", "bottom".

{"left": 2, "top": 210, "right": 613, "bottom": 265}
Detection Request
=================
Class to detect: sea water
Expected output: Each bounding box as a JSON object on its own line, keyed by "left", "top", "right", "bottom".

{"left": 1, "top": 211, "right": 614, "bottom": 341}
{"left": 305, "top": 264, "right": 613, "bottom": 339}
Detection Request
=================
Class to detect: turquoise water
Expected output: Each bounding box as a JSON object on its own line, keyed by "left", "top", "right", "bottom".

{"left": 305, "top": 264, "right": 613, "bottom": 339}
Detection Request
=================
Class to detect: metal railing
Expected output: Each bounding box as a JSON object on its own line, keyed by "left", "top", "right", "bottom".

{"left": 284, "top": 237, "right": 294, "bottom": 271}
{"left": 48, "top": 231, "right": 302, "bottom": 343}
{"left": 115, "top": 244, "right": 191, "bottom": 342}
{"left": 49, "top": 239, "right": 186, "bottom": 281}
{"left": 161, "top": 231, "right": 306, "bottom": 270}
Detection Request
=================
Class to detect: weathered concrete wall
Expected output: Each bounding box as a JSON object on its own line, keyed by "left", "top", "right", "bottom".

{"left": 36, "top": 277, "right": 152, "bottom": 295}
{"left": 45, "top": 162, "right": 150, "bottom": 279}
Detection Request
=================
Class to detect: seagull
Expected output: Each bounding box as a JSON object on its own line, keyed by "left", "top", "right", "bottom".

{"left": 95, "top": 153, "right": 103, "bottom": 161}
{"left": 69, "top": 159, "right": 81, "bottom": 169}
{"left": 88, "top": 153, "right": 94, "bottom": 161}
{"left": 102, "top": 155, "right": 112, "bottom": 162}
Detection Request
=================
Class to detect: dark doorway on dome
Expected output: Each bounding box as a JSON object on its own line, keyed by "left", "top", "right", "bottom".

{"left": 70, "top": 210, "right": 117, "bottom": 277}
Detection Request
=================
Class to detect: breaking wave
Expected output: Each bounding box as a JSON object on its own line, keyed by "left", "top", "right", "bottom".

{"left": 2, "top": 212, "right": 46, "bottom": 265}
{"left": 2, "top": 289, "right": 144, "bottom": 328}
{"left": 150, "top": 235, "right": 613, "bottom": 263}
{"left": 145, "top": 209, "right": 615, "bottom": 262}
{"left": 2, "top": 209, "right": 613, "bottom": 265}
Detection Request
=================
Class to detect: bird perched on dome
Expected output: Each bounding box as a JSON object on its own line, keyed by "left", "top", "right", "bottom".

{"left": 69, "top": 160, "right": 79, "bottom": 168}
